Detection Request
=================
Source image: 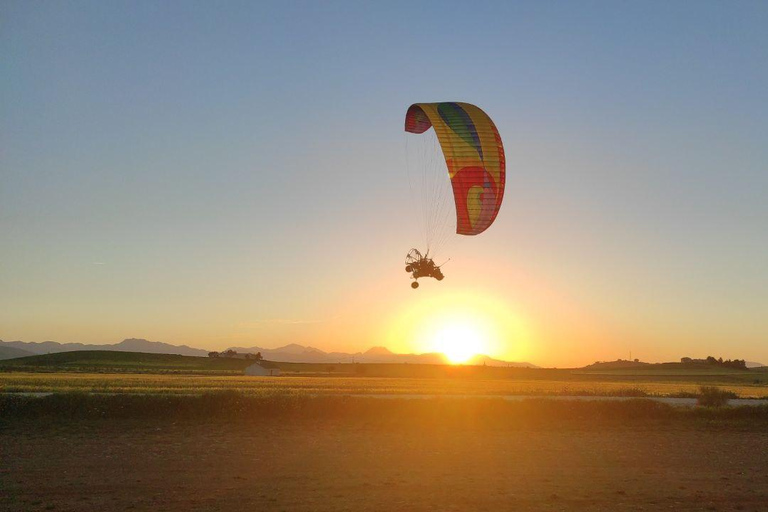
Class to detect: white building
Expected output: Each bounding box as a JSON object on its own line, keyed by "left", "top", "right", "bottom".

{"left": 244, "top": 362, "right": 281, "bottom": 376}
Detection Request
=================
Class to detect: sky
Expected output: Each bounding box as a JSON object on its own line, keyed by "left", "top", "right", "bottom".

{"left": 2, "top": 1, "right": 767, "bottom": 367}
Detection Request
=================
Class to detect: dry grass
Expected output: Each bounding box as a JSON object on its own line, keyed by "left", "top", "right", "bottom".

{"left": 2, "top": 372, "right": 768, "bottom": 398}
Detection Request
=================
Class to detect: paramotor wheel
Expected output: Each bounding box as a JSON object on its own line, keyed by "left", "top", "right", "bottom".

{"left": 411, "top": 281, "right": 419, "bottom": 289}
{"left": 405, "top": 265, "right": 412, "bottom": 272}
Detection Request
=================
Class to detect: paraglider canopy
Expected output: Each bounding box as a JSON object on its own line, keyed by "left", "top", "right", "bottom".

{"left": 405, "top": 102, "right": 505, "bottom": 236}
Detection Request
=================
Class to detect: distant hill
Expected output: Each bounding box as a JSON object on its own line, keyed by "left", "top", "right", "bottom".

{"left": 584, "top": 359, "right": 765, "bottom": 372}
{"left": 584, "top": 360, "right": 651, "bottom": 370}
{"left": 0, "top": 338, "right": 208, "bottom": 357}
{"left": 0, "top": 345, "right": 35, "bottom": 360}
{"left": 365, "top": 346, "right": 394, "bottom": 356}
{"left": 468, "top": 354, "right": 533, "bottom": 367}
{"left": 225, "top": 343, "right": 537, "bottom": 368}
{"left": 0, "top": 350, "right": 252, "bottom": 373}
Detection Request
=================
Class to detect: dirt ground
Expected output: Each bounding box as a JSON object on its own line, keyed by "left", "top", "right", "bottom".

{"left": 2, "top": 420, "right": 768, "bottom": 512}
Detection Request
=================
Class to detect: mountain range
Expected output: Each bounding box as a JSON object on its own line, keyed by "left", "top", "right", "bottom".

{"left": 0, "top": 338, "right": 538, "bottom": 367}
{"left": 224, "top": 343, "right": 536, "bottom": 367}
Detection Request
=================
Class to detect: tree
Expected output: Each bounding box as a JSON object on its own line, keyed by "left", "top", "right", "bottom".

{"left": 208, "top": 351, "right": 219, "bottom": 358}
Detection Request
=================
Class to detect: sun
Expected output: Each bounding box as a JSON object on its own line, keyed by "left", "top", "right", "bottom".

{"left": 386, "top": 290, "right": 532, "bottom": 365}
{"left": 432, "top": 322, "right": 485, "bottom": 364}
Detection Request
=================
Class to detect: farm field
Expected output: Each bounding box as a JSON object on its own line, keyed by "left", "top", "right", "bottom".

{"left": 3, "top": 371, "right": 768, "bottom": 399}
{"left": 1, "top": 351, "right": 767, "bottom": 399}
{"left": 4, "top": 350, "right": 766, "bottom": 381}
{"left": 3, "top": 397, "right": 768, "bottom": 512}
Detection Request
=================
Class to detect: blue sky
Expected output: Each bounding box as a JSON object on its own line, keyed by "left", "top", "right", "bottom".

{"left": 2, "top": 1, "right": 767, "bottom": 365}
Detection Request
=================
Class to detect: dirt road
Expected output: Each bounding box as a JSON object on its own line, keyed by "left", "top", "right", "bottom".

{"left": 3, "top": 419, "right": 768, "bottom": 511}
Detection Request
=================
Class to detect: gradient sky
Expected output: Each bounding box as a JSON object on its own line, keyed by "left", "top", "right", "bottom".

{"left": 2, "top": 1, "right": 767, "bottom": 366}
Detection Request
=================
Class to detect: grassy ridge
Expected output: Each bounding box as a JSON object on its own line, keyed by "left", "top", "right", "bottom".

{"left": 0, "top": 351, "right": 254, "bottom": 374}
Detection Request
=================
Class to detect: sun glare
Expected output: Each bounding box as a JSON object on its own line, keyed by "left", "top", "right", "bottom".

{"left": 432, "top": 322, "right": 484, "bottom": 364}
{"left": 387, "top": 290, "right": 531, "bottom": 365}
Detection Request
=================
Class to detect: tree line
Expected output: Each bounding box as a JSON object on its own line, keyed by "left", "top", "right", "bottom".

{"left": 704, "top": 356, "right": 747, "bottom": 370}
{"left": 207, "top": 349, "right": 263, "bottom": 361}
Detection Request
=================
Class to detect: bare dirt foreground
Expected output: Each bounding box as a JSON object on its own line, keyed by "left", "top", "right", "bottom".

{"left": 3, "top": 419, "right": 768, "bottom": 512}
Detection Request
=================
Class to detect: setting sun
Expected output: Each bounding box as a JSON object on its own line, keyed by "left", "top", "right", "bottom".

{"left": 386, "top": 290, "right": 532, "bottom": 364}
{"left": 431, "top": 322, "right": 485, "bottom": 364}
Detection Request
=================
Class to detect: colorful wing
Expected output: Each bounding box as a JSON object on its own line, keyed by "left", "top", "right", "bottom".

{"left": 405, "top": 102, "right": 505, "bottom": 236}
